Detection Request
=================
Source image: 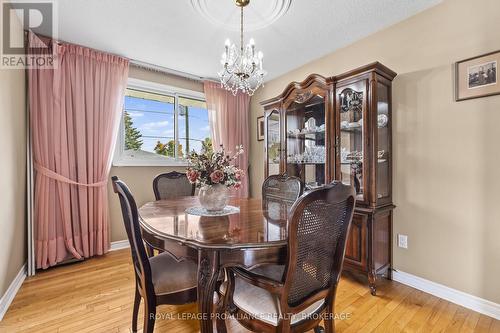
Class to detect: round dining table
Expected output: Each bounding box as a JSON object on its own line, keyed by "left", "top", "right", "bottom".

{"left": 138, "top": 196, "right": 290, "bottom": 333}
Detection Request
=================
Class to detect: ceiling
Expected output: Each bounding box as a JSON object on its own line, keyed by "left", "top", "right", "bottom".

{"left": 51, "top": 0, "right": 442, "bottom": 81}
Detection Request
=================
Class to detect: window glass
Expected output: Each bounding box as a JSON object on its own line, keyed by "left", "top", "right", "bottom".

{"left": 178, "top": 96, "right": 211, "bottom": 157}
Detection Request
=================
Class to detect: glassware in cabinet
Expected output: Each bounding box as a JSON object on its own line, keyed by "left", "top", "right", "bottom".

{"left": 285, "top": 94, "right": 326, "bottom": 188}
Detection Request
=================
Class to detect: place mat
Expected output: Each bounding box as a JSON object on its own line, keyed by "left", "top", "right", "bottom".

{"left": 185, "top": 205, "right": 240, "bottom": 217}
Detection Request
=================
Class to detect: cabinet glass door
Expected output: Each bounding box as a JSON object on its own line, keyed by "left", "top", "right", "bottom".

{"left": 285, "top": 95, "right": 326, "bottom": 188}
{"left": 376, "top": 82, "right": 391, "bottom": 202}
{"left": 266, "top": 110, "right": 281, "bottom": 176}
{"left": 338, "top": 85, "right": 366, "bottom": 201}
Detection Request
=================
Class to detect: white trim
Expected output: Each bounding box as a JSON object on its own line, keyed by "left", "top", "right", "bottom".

{"left": 0, "top": 264, "right": 27, "bottom": 321}
{"left": 130, "top": 60, "right": 206, "bottom": 82}
{"left": 25, "top": 69, "right": 36, "bottom": 277}
{"left": 112, "top": 78, "right": 206, "bottom": 167}
{"left": 112, "top": 158, "right": 189, "bottom": 168}
{"left": 110, "top": 240, "right": 130, "bottom": 251}
{"left": 392, "top": 270, "right": 500, "bottom": 320}
{"left": 127, "top": 78, "right": 205, "bottom": 100}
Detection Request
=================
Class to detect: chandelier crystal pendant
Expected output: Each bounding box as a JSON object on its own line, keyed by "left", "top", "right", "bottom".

{"left": 218, "top": 0, "right": 267, "bottom": 96}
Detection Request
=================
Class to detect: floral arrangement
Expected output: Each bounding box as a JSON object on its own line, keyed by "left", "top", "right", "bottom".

{"left": 186, "top": 145, "right": 244, "bottom": 189}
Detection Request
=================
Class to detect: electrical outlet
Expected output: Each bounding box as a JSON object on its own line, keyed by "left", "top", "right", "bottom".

{"left": 398, "top": 234, "right": 408, "bottom": 249}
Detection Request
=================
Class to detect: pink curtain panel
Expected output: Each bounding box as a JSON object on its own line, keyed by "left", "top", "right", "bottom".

{"left": 28, "top": 33, "right": 129, "bottom": 269}
{"left": 203, "top": 81, "right": 251, "bottom": 198}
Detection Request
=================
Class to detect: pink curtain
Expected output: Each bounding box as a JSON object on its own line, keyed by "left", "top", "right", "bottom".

{"left": 204, "top": 81, "right": 250, "bottom": 198}
{"left": 29, "top": 33, "right": 129, "bottom": 269}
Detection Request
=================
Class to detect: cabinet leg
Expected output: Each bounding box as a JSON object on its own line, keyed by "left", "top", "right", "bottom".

{"left": 387, "top": 267, "right": 393, "bottom": 280}
{"left": 368, "top": 271, "right": 377, "bottom": 296}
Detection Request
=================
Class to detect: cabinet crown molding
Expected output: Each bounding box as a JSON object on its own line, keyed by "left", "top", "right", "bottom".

{"left": 260, "top": 74, "right": 328, "bottom": 107}
{"left": 260, "top": 62, "right": 397, "bottom": 108}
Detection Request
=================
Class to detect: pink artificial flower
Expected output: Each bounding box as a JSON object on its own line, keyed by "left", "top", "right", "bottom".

{"left": 234, "top": 170, "right": 243, "bottom": 181}
{"left": 234, "top": 183, "right": 241, "bottom": 189}
{"left": 210, "top": 170, "right": 225, "bottom": 184}
{"left": 186, "top": 169, "right": 199, "bottom": 183}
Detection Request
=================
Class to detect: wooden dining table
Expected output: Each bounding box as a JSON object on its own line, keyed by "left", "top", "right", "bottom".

{"left": 138, "top": 196, "right": 290, "bottom": 333}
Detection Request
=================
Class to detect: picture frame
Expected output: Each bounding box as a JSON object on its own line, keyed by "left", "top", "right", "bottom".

{"left": 257, "top": 116, "right": 265, "bottom": 141}
{"left": 455, "top": 50, "right": 500, "bottom": 101}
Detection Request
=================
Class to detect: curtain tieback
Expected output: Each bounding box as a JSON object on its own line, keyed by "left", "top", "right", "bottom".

{"left": 34, "top": 162, "right": 108, "bottom": 188}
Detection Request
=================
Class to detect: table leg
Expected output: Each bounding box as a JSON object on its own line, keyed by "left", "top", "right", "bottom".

{"left": 197, "top": 249, "right": 220, "bottom": 333}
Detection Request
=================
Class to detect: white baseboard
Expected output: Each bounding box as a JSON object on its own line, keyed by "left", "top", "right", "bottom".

{"left": 0, "top": 263, "right": 27, "bottom": 321}
{"left": 392, "top": 270, "right": 500, "bottom": 320}
{"left": 110, "top": 239, "right": 129, "bottom": 251}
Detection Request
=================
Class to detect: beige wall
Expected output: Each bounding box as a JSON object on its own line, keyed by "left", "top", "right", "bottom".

{"left": 0, "top": 69, "right": 26, "bottom": 293}
{"left": 108, "top": 67, "right": 203, "bottom": 242}
{"left": 249, "top": 0, "right": 500, "bottom": 303}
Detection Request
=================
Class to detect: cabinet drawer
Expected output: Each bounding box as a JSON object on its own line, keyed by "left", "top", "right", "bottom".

{"left": 344, "top": 213, "right": 367, "bottom": 270}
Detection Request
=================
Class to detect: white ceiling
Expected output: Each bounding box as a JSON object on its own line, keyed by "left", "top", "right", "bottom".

{"left": 52, "top": 0, "right": 442, "bottom": 81}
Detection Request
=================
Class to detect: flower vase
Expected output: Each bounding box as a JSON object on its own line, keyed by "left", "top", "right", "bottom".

{"left": 198, "top": 184, "right": 229, "bottom": 212}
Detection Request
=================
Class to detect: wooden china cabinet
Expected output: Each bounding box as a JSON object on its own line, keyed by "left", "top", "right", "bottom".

{"left": 261, "top": 62, "right": 397, "bottom": 295}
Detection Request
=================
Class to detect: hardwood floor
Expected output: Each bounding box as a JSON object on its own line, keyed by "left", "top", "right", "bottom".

{"left": 1, "top": 250, "right": 499, "bottom": 333}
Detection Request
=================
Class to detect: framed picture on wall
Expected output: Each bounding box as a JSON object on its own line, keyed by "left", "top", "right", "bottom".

{"left": 455, "top": 50, "right": 500, "bottom": 101}
{"left": 257, "top": 116, "right": 265, "bottom": 141}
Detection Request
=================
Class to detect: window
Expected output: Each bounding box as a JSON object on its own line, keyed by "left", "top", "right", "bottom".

{"left": 113, "top": 79, "right": 211, "bottom": 166}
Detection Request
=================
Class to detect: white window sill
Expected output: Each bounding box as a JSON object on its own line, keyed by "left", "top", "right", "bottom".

{"left": 113, "top": 147, "right": 191, "bottom": 167}
{"left": 112, "top": 158, "right": 189, "bottom": 167}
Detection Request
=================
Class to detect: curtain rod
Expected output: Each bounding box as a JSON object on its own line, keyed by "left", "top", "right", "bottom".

{"left": 24, "top": 31, "right": 218, "bottom": 84}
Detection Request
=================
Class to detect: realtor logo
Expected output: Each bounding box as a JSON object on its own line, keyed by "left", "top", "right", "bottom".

{"left": 1, "top": 0, "right": 57, "bottom": 68}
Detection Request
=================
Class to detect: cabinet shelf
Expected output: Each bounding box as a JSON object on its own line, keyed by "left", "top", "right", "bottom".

{"left": 287, "top": 130, "right": 325, "bottom": 138}
{"left": 340, "top": 159, "right": 387, "bottom": 165}
{"left": 287, "top": 162, "right": 325, "bottom": 165}
{"left": 287, "top": 137, "right": 325, "bottom": 142}
{"left": 341, "top": 127, "right": 362, "bottom": 133}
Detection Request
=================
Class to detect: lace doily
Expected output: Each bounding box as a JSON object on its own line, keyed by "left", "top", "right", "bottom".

{"left": 185, "top": 205, "right": 240, "bottom": 216}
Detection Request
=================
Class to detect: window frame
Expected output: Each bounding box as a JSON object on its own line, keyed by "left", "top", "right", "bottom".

{"left": 113, "top": 78, "right": 207, "bottom": 167}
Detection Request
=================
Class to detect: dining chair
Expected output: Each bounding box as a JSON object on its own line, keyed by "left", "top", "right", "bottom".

{"left": 152, "top": 171, "right": 195, "bottom": 200}
{"left": 218, "top": 181, "right": 356, "bottom": 333}
{"left": 150, "top": 171, "right": 195, "bottom": 256}
{"left": 112, "top": 176, "right": 198, "bottom": 333}
{"left": 262, "top": 174, "right": 303, "bottom": 221}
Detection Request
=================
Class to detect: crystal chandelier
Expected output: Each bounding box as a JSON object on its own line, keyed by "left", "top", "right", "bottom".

{"left": 218, "top": 0, "right": 267, "bottom": 96}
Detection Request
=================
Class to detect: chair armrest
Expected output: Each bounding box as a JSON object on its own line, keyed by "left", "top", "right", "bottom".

{"left": 231, "top": 267, "right": 284, "bottom": 295}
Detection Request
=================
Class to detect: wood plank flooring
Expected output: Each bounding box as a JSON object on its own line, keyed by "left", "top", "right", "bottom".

{"left": 1, "top": 250, "right": 498, "bottom": 333}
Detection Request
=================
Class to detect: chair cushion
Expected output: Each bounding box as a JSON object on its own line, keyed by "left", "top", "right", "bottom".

{"left": 220, "top": 277, "right": 324, "bottom": 326}
{"left": 149, "top": 252, "right": 197, "bottom": 295}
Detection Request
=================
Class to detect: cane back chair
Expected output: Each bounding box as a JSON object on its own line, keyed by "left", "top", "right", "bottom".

{"left": 152, "top": 171, "right": 195, "bottom": 200}
{"left": 262, "top": 174, "right": 304, "bottom": 222}
{"left": 219, "top": 181, "right": 355, "bottom": 333}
